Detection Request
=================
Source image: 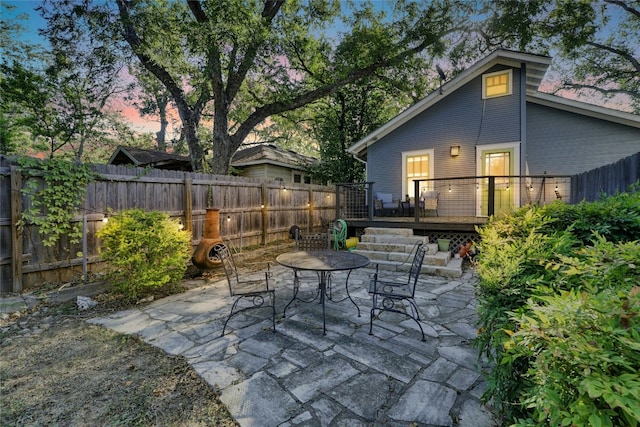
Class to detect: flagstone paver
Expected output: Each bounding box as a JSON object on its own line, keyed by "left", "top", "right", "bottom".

{"left": 88, "top": 264, "right": 496, "bottom": 426}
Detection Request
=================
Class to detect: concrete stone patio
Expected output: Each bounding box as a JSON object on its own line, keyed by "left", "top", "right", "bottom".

{"left": 89, "top": 264, "right": 495, "bottom": 427}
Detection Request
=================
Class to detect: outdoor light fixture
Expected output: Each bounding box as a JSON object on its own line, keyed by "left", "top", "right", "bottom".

{"left": 450, "top": 145, "right": 460, "bottom": 157}
{"left": 261, "top": 204, "right": 265, "bottom": 209}
{"left": 102, "top": 214, "right": 109, "bottom": 223}
{"left": 448, "top": 184, "right": 452, "bottom": 192}
{"left": 178, "top": 220, "right": 184, "bottom": 230}
{"left": 227, "top": 215, "right": 231, "bottom": 222}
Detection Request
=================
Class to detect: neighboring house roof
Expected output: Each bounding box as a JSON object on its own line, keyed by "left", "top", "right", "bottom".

{"left": 347, "top": 49, "right": 640, "bottom": 157}
{"left": 108, "top": 146, "right": 192, "bottom": 171}
{"left": 231, "top": 144, "right": 317, "bottom": 170}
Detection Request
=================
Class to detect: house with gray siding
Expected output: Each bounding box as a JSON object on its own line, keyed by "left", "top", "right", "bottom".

{"left": 347, "top": 49, "right": 640, "bottom": 217}
{"left": 231, "top": 144, "right": 317, "bottom": 184}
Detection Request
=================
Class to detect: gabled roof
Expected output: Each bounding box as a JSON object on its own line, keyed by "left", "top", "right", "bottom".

{"left": 350, "top": 49, "right": 615, "bottom": 157}
{"left": 231, "top": 144, "right": 317, "bottom": 170}
{"left": 108, "top": 146, "right": 192, "bottom": 171}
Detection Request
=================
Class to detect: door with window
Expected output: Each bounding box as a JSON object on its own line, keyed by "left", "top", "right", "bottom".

{"left": 477, "top": 145, "right": 518, "bottom": 216}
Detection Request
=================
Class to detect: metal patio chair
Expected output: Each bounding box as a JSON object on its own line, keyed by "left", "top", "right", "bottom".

{"left": 368, "top": 242, "right": 427, "bottom": 341}
{"left": 284, "top": 227, "right": 332, "bottom": 314}
{"left": 213, "top": 240, "right": 276, "bottom": 337}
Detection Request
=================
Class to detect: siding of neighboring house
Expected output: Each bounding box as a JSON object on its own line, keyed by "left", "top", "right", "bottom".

{"left": 526, "top": 103, "right": 640, "bottom": 175}
{"left": 238, "top": 163, "right": 311, "bottom": 183}
{"left": 368, "top": 65, "right": 523, "bottom": 215}
{"left": 240, "top": 164, "right": 289, "bottom": 181}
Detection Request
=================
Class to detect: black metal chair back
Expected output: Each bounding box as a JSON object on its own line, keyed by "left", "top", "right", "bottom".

{"left": 213, "top": 240, "right": 276, "bottom": 337}
{"left": 369, "top": 242, "right": 427, "bottom": 341}
{"left": 404, "top": 242, "right": 426, "bottom": 290}
{"left": 294, "top": 227, "right": 331, "bottom": 251}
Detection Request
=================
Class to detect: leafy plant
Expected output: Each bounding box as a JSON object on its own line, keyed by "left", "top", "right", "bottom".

{"left": 509, "top": 284, "right": 640, "bottom": 427}
{"left": 17, "top": 156, "right": 95, "bottom": 247}
{"left": 474, "top": 189, "right": 640, "bottom": 423}
{"left": 97, "top": 209, "right": 191, "bottom": 301}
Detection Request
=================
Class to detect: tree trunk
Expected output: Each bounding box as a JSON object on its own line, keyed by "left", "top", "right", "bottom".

{"left": 210, "top": 133, "right": 233, "bottom": 175}
{"left": 156, "top": 100, "right": 168, "bottom": 151}
{"left": 181, "top": 113, "right": 204, "bottom": 172}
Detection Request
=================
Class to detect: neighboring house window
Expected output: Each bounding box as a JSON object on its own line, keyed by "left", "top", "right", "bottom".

{"left": 482, "top": 69, "right": 512, "bottom": 99}
{"left": 304, "top": 176, "right": 311, "bottom": 184}
{"left": 402, "top": 149, "right": 434, "bottom": 198}
{"left": 293, "top": 174, "right": 302, "bottom": 183}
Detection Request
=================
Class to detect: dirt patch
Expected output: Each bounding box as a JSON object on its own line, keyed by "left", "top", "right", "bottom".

{"left": 1, "top": 311, "right": 237, "bottom": 426}
{"left": 0, "top": 242, "right": 294, "bottom": 427}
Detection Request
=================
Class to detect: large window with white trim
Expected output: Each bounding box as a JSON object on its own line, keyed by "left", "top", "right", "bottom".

{"left": 402, "top": 149, "right": 434, "bottom": 198}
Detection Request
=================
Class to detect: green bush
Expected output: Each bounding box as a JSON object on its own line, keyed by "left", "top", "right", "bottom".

{"left": 540, "top": 185, "right": 640, "bottom": 245}
{"left": 509, "top": 285, "right": 640, "bottom": 427}
{"left": 474, "top": 190, "right": 640, "bottom": 424}
{"left": 97, "top": 209, "right": 191, "bottom": 301}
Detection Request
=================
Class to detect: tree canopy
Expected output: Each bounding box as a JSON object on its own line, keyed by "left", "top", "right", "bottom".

{"left": 110, "top": 0, "right": 479, "bottom": 173}
{"left": 486, "top": 0, "right": 639, "bottom": 112}
{"left": 3, "top": 0, "right": 636, "bottom": 171}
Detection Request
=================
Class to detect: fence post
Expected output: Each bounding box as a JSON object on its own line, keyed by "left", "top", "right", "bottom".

{"left": 10, "top": 166, "right": 23, "bottom": 292}
{"left": 261, "top": 182, "right": 267, "bottom": 245}
{"left": 308, "top": 189, "right": 313, "bottom": 232}
{"left": 184, "top": 177, "right": 192, "bottom": 232}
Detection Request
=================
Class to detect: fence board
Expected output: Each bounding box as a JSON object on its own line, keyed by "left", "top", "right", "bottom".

{"left": 570, "top": 152, "right": 640, "bottom": 203}
{"left": 0, "top": 159, "right": 335, "bottom": 291}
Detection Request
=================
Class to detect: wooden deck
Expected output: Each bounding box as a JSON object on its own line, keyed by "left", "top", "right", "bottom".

{"left": 345, "top": 216, "right": 488, "bottom": 233}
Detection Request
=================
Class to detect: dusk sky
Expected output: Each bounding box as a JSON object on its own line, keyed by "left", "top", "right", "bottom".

{"left": 3, "top": 0, "right": 634, "bottom": 140}
{"left": 4, "top": 0, "right": 171, "bottom": 135}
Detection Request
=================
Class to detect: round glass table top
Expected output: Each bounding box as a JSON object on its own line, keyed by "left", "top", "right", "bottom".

{"left": 276, "top": 250, "right": 370, "bottom": 272}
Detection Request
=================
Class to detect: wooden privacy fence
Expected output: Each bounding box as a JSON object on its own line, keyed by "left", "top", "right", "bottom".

{"left": 571, "top": 152, "right": 640, "bottom": 203}
{"left": 0, "top": 157, "right": 336, "bottom": 292}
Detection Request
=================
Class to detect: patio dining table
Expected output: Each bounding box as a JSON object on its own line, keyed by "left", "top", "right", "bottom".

{"left": 276, "top": 250, "right": 370, "bottom": 335}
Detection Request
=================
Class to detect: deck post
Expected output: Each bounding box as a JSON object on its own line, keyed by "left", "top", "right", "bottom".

{"left": 488, "top": 176, "right": 495, "bottom": 216}
{"left": 414, "top": 180, "right": 421, "bottom": 221}
{"left": 368, "top": 183, "right": 374, "bottom": 220}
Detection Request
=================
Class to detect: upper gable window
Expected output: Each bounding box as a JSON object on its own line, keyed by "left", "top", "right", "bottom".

{"left": 483, "top": 69, "right": 512, "bottom": 99}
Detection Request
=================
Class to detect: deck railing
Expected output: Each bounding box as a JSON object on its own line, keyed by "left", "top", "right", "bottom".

{"left": 336, "top": 175, "right": 572, "bottom": 221}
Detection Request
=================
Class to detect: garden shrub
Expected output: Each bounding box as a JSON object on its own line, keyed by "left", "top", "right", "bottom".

{"left": 474, "top": 190, "right": 640, "bottom": 425}
{"left": 539, "top": 184, "right": 640, "bottom": 245}
{"left": 97, "top": 209, "right": 191, "bottom": 301}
